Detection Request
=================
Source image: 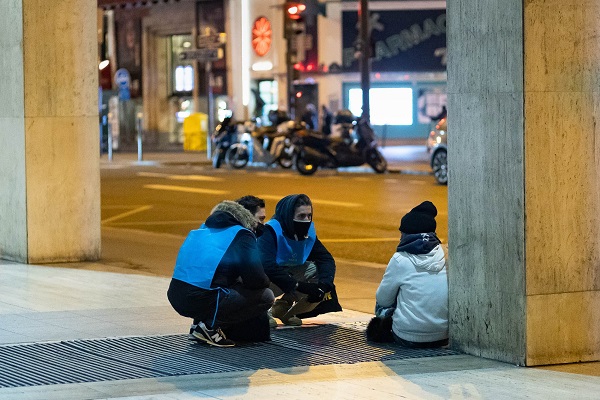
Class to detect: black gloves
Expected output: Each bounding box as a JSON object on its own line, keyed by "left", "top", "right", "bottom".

{"left": 296, "top": 282, "right": 330, "bottom": 303}
{"left": 296, "top": 282, "right": 320, "bottom": 297}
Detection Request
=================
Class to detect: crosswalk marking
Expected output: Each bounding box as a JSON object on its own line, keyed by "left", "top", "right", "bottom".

{"left": 144, "top": 184, "right": 229, "bottom": 195}
{"left": 258, "top": 194, "right": 361, "bottom": 208}
{"left": 138, "top": 172, "right": 223, "bottom": 182}
{"left": 101, "top": 205, "right": 153, "bottom": 224}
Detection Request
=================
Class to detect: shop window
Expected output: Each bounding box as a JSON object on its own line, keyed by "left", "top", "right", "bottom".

{"left": 256, "top": 80, "right": 278, "bottom": 125}
{"left": 175, "top": 65, "right": 194, "bottom": 92}
{"left": 348, "top": 88, "right": 413, "bottom": 126}
{"left": 170, "top": 35, "right": 194, "bottom": 95}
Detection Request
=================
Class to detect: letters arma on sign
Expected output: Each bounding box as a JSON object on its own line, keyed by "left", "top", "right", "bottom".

{"left": 341, "top": 9, "right": 447, "bottom": 72}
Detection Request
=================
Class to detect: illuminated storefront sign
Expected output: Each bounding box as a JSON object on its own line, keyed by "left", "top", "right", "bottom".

{"left": 252, "top": 16, "right": 272, "bottom": 57}
{"left": 342, "top": 9, "right": 446, "bottom": 72}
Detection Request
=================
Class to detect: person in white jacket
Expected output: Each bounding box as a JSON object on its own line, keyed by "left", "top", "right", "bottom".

{"left": 374, "top": 201, "right": 449, "bottom": 348}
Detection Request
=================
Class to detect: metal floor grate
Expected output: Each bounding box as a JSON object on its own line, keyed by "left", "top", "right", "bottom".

{"left": 0, "top": 326, "right": 459, "bottom": 388}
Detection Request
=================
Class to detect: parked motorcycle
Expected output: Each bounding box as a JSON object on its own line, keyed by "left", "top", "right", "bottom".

{"left": 211, "top": 116, "right": 237, "bottom": 168}
{"left": 225, "top": 110, "right": 297, "bottom": 169}
{"left": 292, "top": 110, "right": 388, "bottom": 175}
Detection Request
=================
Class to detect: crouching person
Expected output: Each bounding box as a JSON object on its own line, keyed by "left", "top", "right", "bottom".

{"left": 258, "top": 194, "right": 342, "bottom": 327}
{"left": 167, "top": 200, "right": 274, "bottom": 347}
{"left": 371, "top": 201, "right": 448, "bottom": 348}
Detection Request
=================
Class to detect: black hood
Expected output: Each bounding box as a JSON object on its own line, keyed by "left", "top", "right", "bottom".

{"left": 273, "top": 194, "right": 310, "bottom": 238}
{"left": 205, "top": 210, "right": 241, "bottom": 229}
{"left": 205, "top": 200, "right": 257, "bottom": 230}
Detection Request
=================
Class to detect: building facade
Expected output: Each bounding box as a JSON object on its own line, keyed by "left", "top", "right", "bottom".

{"left": 98, "top": 0, "right": 447, "bottom": 149}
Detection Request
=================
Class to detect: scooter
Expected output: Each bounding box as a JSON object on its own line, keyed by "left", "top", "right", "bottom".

{"left": 292, "top": 113, "right": 387, "bottom": 175}
{"left": 225, "top": 111, "right": 298, "bottom": 169}
{"left": 211, "top": 116, "right": 237, "bottom": 168}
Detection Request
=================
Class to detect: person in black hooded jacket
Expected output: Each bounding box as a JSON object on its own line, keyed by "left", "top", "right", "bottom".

{"left": 257, "top": 194, "right": 341, "bottom": 326}
{"left": 167, "top": 200, "right": 274, "bottom": 347}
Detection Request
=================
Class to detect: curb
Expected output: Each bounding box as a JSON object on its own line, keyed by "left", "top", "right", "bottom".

{"left": 389, "top": 168, "right": 433, "bottom": 175}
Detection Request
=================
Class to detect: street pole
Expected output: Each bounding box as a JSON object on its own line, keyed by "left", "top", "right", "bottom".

{"left": 359, "top": 0, "right": 371, "bottom": 122}
{"left": 286, "top": 35, "right": 295, "bottom": 119}
{"left": 206, "top": 60, "right": 214, "bottom": 157}
{"left": 284, "top": 5, "right": 295, "bottom": 120}
{"left": 193, "top": 2, "right": 200, "bottom": 113}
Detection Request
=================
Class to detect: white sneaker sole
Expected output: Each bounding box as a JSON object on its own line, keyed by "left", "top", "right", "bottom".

{"left": 191, "top": 331, "right": 235, "bottom": 347}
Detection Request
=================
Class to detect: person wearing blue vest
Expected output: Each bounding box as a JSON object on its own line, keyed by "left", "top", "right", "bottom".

{"left": 257, "top": 194, "right": 342, "bottom": 326}
{"left": 167, "top": 200, "right": 274, "bottom": 347}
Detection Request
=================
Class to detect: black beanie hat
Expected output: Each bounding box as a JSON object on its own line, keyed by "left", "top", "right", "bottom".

{"left": 399, "top": 201, "right": 437, "bottom": 234}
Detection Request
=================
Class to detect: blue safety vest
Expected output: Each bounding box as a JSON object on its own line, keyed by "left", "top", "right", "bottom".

{"left": 172, "top": 224, "right": 246, "bottom": 289}
{"left": 266, "top": 219, "right": 316, "bottom": 266}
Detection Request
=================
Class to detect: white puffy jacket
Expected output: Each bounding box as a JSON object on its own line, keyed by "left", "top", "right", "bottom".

{"left": 375, "top": 245, "right": 448, "bottom": 342}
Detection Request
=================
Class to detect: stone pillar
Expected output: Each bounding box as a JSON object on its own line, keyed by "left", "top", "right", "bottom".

{"left": 0, "top": 0, "right": 100, "bottom": 263}
{"left": 448, "top": 0, "right": 600, "bottom": 365}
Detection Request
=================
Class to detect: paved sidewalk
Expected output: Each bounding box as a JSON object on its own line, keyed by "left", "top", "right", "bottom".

{"left": 1, "top": 144, "right": 598, "bottom": 399}
{"left": 1, "top": 260, "right": 599, "bottom": 399}
{"left": 100, "top": 144, "right": 433, "bottom": 175}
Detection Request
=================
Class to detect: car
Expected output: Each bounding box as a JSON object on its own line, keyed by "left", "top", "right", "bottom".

{"left": 426, "top": 117, "right": 448, "bottom": 185}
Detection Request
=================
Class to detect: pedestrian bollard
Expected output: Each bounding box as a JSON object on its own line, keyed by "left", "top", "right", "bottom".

{"left": 136, "top": 112, "right": 143, "bottom": 161}
{"left": 107, "top": 115, "right": 113, "bottom": 161}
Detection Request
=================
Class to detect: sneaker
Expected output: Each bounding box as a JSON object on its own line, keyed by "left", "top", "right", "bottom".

{"left": 268, "top": 315, "right": 278, "bottom": 328}
{"left": 267, "top": 310, "right": 278, "bottom": 328}
{"left": 281, "top": 315, "right": 302, "bottom": 326}
{"left": 192, "top": 322, "right": 236, "bottom": 347}
{"left": 188, "top": 324, "right": 197, "bottom": 340}
{"left": 270, "top": 299, "right": 291, "bottom": 319}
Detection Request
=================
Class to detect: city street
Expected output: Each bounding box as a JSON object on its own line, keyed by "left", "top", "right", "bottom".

{"left": 99, "top": 161, "right": 447, "bottom": 312}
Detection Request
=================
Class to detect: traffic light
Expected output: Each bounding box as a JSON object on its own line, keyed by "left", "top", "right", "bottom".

{"left": 286, "top": 2, "right": 306, "bottom": 20}
{"left": 285, "top": 2, "right": 306, "bottom": 38}
{"left": 285, "top": 2, "right": 307, "bottom": 116}
{"left": 285, "top": 2, "right": 307, "bottom": 64}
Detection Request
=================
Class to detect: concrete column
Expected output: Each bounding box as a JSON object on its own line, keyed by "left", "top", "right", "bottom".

{"left": 227, "top": 0, "right": 246, "bottom": 120}
{"left": 448, "top": 0, "right": 600, "bottom": 365}
{"left": 0, "top": 0, "right": 100, "bottom": 263}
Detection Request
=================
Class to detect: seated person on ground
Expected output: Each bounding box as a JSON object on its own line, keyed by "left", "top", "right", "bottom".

{"left": 370, "top": 201, "right": 449, "bottom": 348}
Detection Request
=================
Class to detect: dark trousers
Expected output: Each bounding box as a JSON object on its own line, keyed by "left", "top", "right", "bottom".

{"left": 392, "top": 332, "right": 449, "bottom": 348}
{"left": 167, "top": 279, "right": 274, "bottom": 328}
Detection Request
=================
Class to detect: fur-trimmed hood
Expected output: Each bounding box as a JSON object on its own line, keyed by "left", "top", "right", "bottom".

{"left": 209, "top": 200, "right": 257, "bottom": 231}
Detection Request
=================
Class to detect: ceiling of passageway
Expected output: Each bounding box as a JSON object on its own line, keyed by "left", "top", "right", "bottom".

{"left": 98, "top": 0, "right": 438, "bottom": 11}
{"left": 98, "top": 0, "right": 185, "bottom": 10}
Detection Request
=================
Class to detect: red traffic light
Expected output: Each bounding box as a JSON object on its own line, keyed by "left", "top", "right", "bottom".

{"left": 287, "top": 2, "right": 306, "bottom": 20}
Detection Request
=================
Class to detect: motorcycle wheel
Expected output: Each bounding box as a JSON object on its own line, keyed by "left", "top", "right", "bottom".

{"left": 295, "top": 154, "right": 318, "bottom": 175}
{"left": 367, "top": 148, "right": 387, "bottom": 173}
{"left": 277, "top": 151, "right": 294, "bottom": 169}
{"left": 432, "top": 149, "right": 448, "bottom": 185}
{"left": 226, "top": 144, "right": 249, "bottom": 169}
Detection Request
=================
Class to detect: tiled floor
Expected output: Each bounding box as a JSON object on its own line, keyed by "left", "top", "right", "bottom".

{"left": 1, "top": 260, "right": 599, "bottom": 400}
{"left": 0, "top": 263, "right": 188, "bottom": 344}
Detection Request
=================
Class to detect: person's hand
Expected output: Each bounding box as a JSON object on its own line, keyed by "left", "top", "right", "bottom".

{"left": 308, "top": 282, "right": 332, "bottom": 303}
{"left": 295, "top": 282, "right": 323, "bottom": 302}
{"left": 317, "top": 282, "right": 332, "bottom": 294}
{"left": 296, "top": 282, "right": 327, "bottom": 303}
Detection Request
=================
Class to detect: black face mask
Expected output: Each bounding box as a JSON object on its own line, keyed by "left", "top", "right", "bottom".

{"left": 293, "top": 220, "right": 311, "bottom": 239}
{"left": 254, "top": 222, "right": 265, "bottom": 237}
